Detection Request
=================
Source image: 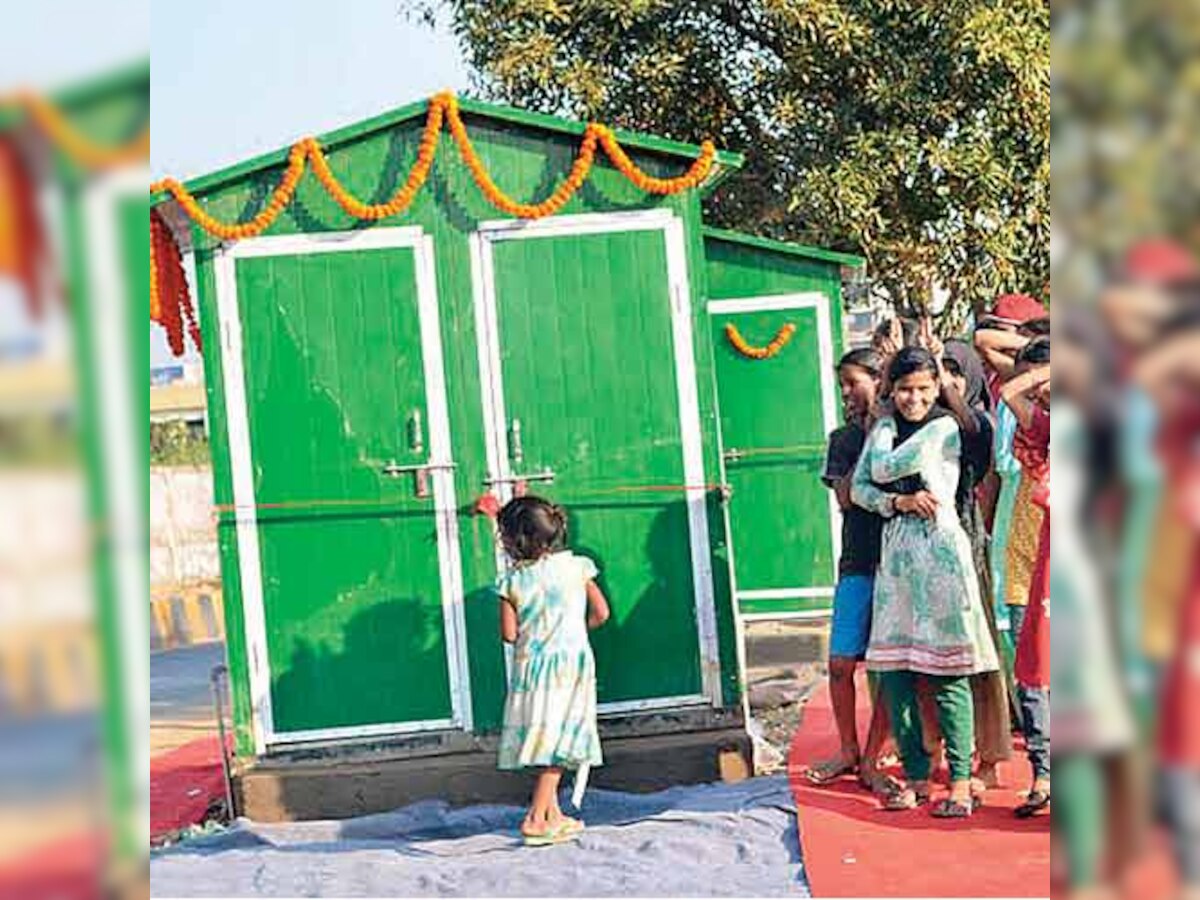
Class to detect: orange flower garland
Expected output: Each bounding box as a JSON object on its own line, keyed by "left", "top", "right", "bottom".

{"left": 306, "top": 94, "right": 446, "bottom": 220}
{"left": 150, "top": 92, "right": 720, "bottom": 355}
{"left": 725, "top": 322, "right": 796, "bottom": 360}
{"left": 18, "top": 91, "right": 150, "bottom": 169}
{"left": 0, "top": 137, "right": 55, "bottom": 318}
{"left": 151, "top": 92, "right": 717, "bottom": 239}
{"left": 595, "top": 125, "right": 715, "bottom": 193}
{"left": 152, "top": 140, "right": 308, "bottom": 242}
{"left": 443, "top": 94, "right": 600, "bottom": 219}
{"left": 150, "top": 209, "right": 201, "bottom": 355}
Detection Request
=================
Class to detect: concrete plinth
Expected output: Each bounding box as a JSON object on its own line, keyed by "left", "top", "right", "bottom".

{"left": 236, "top": 725, "right": 752, "bottom": 822}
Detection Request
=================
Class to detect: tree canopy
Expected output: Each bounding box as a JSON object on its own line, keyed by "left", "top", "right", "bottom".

{"left": 408, "top": 0, "right": 1049, "bottom": 322}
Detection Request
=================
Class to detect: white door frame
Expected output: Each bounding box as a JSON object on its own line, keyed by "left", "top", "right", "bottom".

{"left": 707, "top": 292, "right": 841, "bottom": 616}
{"left": 212, "top": 225, "right": 472, "bottom": 752}
{"left": 469, "top": 209, "right": 724, "bottom": 710}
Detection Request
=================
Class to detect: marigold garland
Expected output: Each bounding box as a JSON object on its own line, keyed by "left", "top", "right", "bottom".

{"left": 18, "top": 91, "right": 149, "bottom": 169}
{"left": 149, "top": 91, "right": 719, "bottom": 355}
{"left": 0, "top": 137, "right": 55, "bottom": 318}
{"left": 725, "top": 322, "right": 796, "bottom": 360}
{"left": 443, "top": 94, "right": 601, "bottom": 219}
{"left": 151, "top": 92, "right": 716, "bottom": 237}
{"left": 150, "top": 209, "right": 201, "bottom": 355}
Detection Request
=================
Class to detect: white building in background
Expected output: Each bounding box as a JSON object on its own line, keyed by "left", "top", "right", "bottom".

{"left": 149, "top": 358, "right": 207, "bottom": 434}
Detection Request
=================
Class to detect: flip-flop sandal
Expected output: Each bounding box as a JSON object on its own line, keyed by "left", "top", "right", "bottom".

{"left": 805, "top": 759, "right": 859, "bottom": 786}
{"left": 930, "top": 797, "right": 975, "bottom": 819}
{"left": 1015, "top": 790, "right": 1050, "bottom": 819}
{"left": 522, "top": 821, "right": 580, "bottom": 847}
{"left": 558, "top": 817, "right": 585, "bottom": 836}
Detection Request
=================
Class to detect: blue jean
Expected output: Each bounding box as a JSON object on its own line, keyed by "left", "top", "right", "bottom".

{"left": 1159, "top": 767, "right": 1200, "bottom": 885}
{"left": 1007, "top": 602, "right": 1027, "bottom": 643}
{"left": 1018, "top": 686, "right": 1050, "bottom": 781}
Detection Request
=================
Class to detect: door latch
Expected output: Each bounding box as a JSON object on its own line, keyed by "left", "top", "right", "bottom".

{"left": 483, "top": 468, "right": 555, "bottom": 497}
{"left": 382, "top": 460, "right": 456, "bottom": 499}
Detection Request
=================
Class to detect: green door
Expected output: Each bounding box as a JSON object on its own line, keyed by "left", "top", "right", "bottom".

{"left": 710, "top": 297, "right": 839, "bottom": 617}
{"left": 477, "top": 216, "right": 717, "bottom": 709}
{"left": 220, "top": 232, "right": 467, "bottom": 745}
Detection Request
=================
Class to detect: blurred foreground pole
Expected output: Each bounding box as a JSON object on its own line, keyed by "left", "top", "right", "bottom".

{"left": 9, "top": 64, "right": 152, "bottom": 887}
{"left": 58, "top": 64, "right": 151, "bottom": 876}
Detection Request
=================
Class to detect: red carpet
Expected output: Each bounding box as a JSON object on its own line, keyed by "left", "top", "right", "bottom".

{"left": 788, "top": 670, "right": 1051, "bottom": 897}
{"left": 0, "top": 832, "right": 104, "bottom": 900}
{"left": 150, "top": 734, "right": 231, "bottom": 840}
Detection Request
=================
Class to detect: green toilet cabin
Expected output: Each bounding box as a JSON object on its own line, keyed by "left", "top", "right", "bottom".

{"left": 151, "top": 93, "right": 861, "bottom": 819}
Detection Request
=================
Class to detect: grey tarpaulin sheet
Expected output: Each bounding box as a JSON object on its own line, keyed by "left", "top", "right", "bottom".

{"left": 151, "top": 775, "right": 807, "bottom": 897}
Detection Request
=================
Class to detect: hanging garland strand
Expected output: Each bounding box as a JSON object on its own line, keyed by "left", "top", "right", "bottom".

{"left": 725, "top": 322, "right": 796, "bottom": 360}
{"left": 150, "top": 208, "right": 201, "bottom": 354}
{"left": 0, "top": 137, "right": 55, "bottom": 318}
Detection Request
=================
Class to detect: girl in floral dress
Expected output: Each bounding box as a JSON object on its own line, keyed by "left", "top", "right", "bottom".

{"left": 494, "top": 496, "right": 609, "bottom": 846}
{"left": 852, "top": 347, "right": 1001, "bottom": 818}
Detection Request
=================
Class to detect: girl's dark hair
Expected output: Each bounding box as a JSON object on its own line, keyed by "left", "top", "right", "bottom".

{"left": 1017, "top": 336, "right": 1051, "bottom": 365}
{"left": 497, "top": 495, "right": 567, "bottom": 562}
{"left": 1018, "top": 316, "right": 1052, "bottom": 337}
{"left": 887, "top": 345, "right": 939, "bottom": 383}
{"left": 887, "top": 346, "right": 979, "bottom": 433}
{"left": 837, "top": 347, "right": 884, "bottom": 377}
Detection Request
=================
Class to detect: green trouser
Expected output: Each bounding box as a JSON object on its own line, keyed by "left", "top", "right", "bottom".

{"left": 879, "top": 670, "right": 975, "bottom": 783}
{"left": 1054, "top": 754, "right": 1104, "bottom": 888}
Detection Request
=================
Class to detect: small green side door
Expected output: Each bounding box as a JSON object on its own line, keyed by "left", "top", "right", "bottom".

{"left": 224, "top": 235, "right": 464, "bottom": 743}
{"left": 711, "top": 299, "right": 839, "bottom": 616}
{"left": 479, "top": 219, "right": 716, "bottom": 708}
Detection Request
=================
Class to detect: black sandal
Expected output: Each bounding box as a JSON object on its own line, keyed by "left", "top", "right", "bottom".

{"left": 882, "top": 786, "right": 930, "bottom": 811}
{"left": 1014, "top": 789, "right": 1050, "bottom": 818}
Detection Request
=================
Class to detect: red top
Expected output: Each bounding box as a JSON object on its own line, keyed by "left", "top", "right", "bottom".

{"left": 1159, "top": 460, "right": 1200, "bottom": 765}
{"left": 1014, "top": 405, "right": 1051, "bottom": 689}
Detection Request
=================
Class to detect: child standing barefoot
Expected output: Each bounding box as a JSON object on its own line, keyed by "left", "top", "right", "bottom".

{"left": 494, "top": 495, "right": 609, "bottom": 846}
{"left": 806, "top": 348, "right": 898, "bottom": 799}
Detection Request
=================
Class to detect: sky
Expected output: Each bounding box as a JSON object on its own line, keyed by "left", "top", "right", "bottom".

{"left": 148, "top": 1, "right": 471, "bottom": 364}
{"left": 1, "top": 1, "right": 472, "bottom": 367}
{"left": 0, "top": 0, "right": 149, "bottom": 90}
{"left": 151, "top": 2, "right": 471, "bottom": 180}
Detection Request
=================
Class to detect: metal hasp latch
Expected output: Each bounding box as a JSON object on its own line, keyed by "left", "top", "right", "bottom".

{"left": 483, "top": 468, "right": 556, "bottom": 498}
{"left": 381, "top": 460, "right": 456, "bottom": 498}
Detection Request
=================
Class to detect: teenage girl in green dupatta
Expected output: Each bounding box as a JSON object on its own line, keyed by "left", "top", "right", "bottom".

{"left": 852, "top": 347, "right": 1001, "bottom": 818}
